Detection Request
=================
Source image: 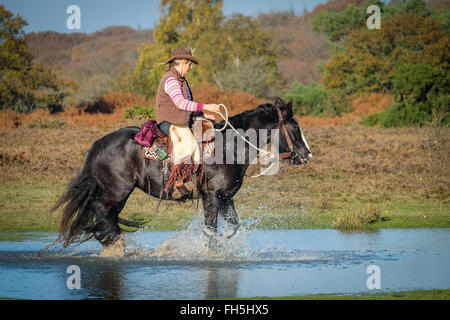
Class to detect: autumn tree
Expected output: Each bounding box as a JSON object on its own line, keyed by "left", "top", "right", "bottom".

{"left": 118, "top": 0, "right": 283, "bottom": 99}
{"left": 313, "top": 0, "right": 449, "bottom": 126}
{"left": 0, "top": 5, "right": 72, "bottom": 113}
{"left": 311, "top": 0, "right": 388, "bottom": 43}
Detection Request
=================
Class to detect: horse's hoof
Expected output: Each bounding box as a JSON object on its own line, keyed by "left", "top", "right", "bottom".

{"left": 223, "top": 224, "right": 241, "bottom": 239}
{"left": 100, "top": 234, "right": 125, "bottom": 258}
{"left": 202, "top": 227, "right": 217, "bottom": 238}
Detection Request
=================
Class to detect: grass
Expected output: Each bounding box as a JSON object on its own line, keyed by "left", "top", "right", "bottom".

{"left": 0, "top": 124, "right": 449, "bottom": 232}
{"left": 333, "top": 204, "right": 384, "bottom": 230}
{"left": 0, "top": 180, "right": 448, "bottom": 232}
{"left": 241, "top": 289, "right": 450, "bottom": 300}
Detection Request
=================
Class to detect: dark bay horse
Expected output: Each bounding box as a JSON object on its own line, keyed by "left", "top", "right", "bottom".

{"left": 55, "top": 98, "right": 312, "bottom": 256}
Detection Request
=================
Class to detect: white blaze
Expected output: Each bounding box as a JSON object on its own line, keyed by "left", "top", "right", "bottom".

{"left": 292, "top": 118, "right": 311, "bottom": 154}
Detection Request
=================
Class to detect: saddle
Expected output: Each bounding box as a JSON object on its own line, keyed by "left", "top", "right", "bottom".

{"left": 136, "top": 118, "right": 215, "bottom": 199}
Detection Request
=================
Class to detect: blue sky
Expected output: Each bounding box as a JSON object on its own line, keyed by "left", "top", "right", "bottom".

{"left": 2, "top": 0, "right": 330, "bottom": 34}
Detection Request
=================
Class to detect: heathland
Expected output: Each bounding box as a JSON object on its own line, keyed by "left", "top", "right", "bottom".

{"left": 0, "top": 90, "right": 448, "bottom": 232}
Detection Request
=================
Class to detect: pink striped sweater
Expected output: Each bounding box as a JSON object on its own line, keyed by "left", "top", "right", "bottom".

{"left": 164, "top": 77, "right": 204, "bottom": 112}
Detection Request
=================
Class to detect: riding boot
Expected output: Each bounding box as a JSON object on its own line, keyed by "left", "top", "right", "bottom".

{"left": 167, "top": 162, "right": 198, "bottom": 199}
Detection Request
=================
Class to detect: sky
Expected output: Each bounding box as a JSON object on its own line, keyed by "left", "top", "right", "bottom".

{"left": 2, "top": 0, "right": 330, "bottom": 34}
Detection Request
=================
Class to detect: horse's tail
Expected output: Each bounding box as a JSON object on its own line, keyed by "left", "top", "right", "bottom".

{"left": 53, "top": 149, "right": 99, "bottom": 247}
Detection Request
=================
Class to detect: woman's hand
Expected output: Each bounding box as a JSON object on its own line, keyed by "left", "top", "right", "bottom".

{"left": 203, "top": 104, "right": 221, "bottom": 114}
{"left": 203, "top": 113, "right": 216, "bottom": 121}
{"left": 203, "top": 104, "right": 222, "bottom": 121}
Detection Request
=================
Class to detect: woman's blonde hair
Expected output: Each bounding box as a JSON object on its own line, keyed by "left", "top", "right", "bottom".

{"left": 166, "top": 58, "right": 190, "bottom": 71}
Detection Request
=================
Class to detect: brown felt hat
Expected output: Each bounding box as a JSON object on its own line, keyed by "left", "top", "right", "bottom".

{"left": 165, "top": 47, "right": 199, "bottom": 65}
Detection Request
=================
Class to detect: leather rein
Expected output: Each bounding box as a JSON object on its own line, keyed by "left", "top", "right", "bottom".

{"left": 276, "top": 108, "right": 297, "bottom": 160}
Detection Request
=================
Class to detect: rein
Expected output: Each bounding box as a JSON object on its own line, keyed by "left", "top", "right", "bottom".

{"left": 216, "top": 104, "right": 275, "bottom": 162}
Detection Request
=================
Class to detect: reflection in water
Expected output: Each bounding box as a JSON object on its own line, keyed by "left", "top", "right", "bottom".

{"left": 205, "top": 267, "right": 239, "bottom": 299}
{"left": 85, "top": 265, "right": 125, "bottom": 300}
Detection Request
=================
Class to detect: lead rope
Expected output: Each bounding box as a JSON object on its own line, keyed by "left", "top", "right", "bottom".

{"left": 215, "top": 104, "right": 278, "bottom": 178}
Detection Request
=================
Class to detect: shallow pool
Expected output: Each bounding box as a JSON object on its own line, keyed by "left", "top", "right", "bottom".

{"left": 0, "top": 225, "right": 449, "bottom": 299}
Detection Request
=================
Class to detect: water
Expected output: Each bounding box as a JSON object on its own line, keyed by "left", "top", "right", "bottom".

{"left": 0, "top": 222, "right": 449, "bottom": 299}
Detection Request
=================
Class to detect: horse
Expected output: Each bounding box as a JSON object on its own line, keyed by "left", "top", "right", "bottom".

{"left": 54, "top": 98, "right": 312, "bottom": 257}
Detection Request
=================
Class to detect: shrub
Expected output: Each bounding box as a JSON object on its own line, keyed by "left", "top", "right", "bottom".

{"left": 27, "top": 118, "right": 67, "bottom": 129}
{"left": 124, "top": 104, "right": 156, "bottom": 122}
{"left": 364, "top": 64, "right": 449, "bottom": 127}
{"left": 333, "top": 205, "right": 382, "bottom": 230}
{"left": 283, "top": 80, "right": 351, "bottom": 117}
{"left": 363, "top": 112, "right": 382, "bottom": 127}
{"left": 364, "top": 102, "right": 427, "bottom": 127}
{"left": 365, "top": 101, "right": 449, "bottom": 128}
{"left": 393, "top": 64, "right": 448, "bottom": 104}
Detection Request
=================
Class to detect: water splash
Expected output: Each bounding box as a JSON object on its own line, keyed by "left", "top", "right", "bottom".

{"left": 125, "top": 213, "right": 327, "bottom": 263}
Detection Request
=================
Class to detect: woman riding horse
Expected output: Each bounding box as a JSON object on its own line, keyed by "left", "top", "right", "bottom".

{"left": 55, "top": 89, "right": 312, "bottom": 257}
{"left": 156, "top": 48, "right": 221, "bottom": 199}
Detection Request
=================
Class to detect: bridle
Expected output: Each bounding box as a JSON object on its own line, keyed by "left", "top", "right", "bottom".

{"left": 276, "top": 108, "right": 298, "bottom": 160}
{"left": 215, "top": 104, "right": 300, "bottom": 169}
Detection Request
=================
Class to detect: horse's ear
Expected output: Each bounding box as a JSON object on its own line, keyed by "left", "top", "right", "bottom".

{"left": 287, "top": 100, "right": 293, "bottom": 111}
{"left": 285, "top": 99, "right": 293, "bottom": 118}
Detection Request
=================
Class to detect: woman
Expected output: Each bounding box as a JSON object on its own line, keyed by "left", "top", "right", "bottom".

{"left": 155, "top": 47, "right": 221, "bottom": 198}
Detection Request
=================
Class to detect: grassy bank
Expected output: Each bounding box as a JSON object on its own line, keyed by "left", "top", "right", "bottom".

{"left": 243, "top": 289, "right": 450, "bottom": 300}
{"left": 0, "top": 181, "right": 448, "bottom": 232}
{"left": 0, "top": 125, "right": 449, "bottom": 232}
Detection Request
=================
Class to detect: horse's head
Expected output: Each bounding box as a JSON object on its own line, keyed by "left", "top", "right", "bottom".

{"left": 274, "top": 98, "right": 312, "bottom": 165}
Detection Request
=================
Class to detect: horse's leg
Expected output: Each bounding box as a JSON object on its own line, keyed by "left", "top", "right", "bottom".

{"left": 92, "top": 191, "right": 132, "bottom": 257}
{"left": 219, "top": 198, "right": 240, "bottom": 238}
{"left": 202, "top": 193, "right": 219, "bottom": 236}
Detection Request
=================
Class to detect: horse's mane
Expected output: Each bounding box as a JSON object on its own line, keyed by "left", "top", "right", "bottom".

{"left": 216, "top": 97, "right": 287, "bottom": 129}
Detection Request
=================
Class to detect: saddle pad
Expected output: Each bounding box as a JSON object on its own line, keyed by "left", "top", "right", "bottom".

{"left": 142, "top": 135, "right": 167, "bottom": 161}
{"left": 143, "top": 145, "right": 162, "bottom": 161}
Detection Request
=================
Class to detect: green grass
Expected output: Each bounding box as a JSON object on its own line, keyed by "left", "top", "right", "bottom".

{"left": 0, "top": 181, "right": 448, "bottom": 232}
{"left": 0, "top": 183, "right": 63, "bottom": 232}
{"left": 241, "top": 289, "right": 450, "bottom": 300}
{"left": 0, "top": 182, "right": 198, "bottom": 232}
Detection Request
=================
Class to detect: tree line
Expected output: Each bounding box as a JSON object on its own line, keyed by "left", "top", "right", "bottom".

{"left": 0, "top": 5, "right": 74, "bottom": 113}
{"left": 1, "top": 0, "right": 448, "bottom": 127}
{"left": 286, "top": 0, "right": 449, "bottom": 126}
{"left": 116, "top": 0, "right": 284, "bottom": 100}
